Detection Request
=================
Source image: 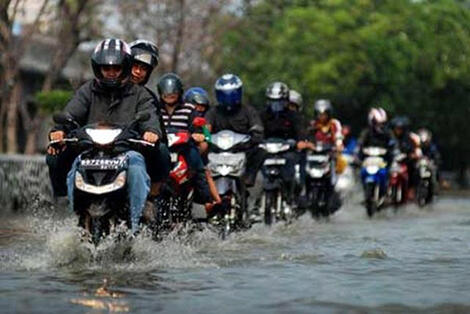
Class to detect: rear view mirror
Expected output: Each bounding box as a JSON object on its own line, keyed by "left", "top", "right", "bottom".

{"left": 192, "top": 117, "right": 207, "bottom": 127}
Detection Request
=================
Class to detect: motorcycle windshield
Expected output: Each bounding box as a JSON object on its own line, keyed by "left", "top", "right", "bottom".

{"left": 212, "top": 130, "right": 250, "bottom": 150}
{"left": 85, "top": 128, "right": 122, "bottom": 145}
{"left": 363, "top": 146, "right": 387, "bottom": 156}
{"left": 208, "top": 152, "right": 246, "bottom": 166}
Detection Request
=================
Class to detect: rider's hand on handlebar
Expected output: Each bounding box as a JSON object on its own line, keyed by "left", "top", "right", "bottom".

{"left": 142, "top": 131, "right": 159, "bottom": 144}
{"left": 192, "top": 133, "right": 205, "bottom": 143}
{"left": 47, "top": 131, "right": 66, "bottom": 155}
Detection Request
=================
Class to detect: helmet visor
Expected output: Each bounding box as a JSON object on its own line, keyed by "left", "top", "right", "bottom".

{"left": 267, "top": 99, "right": 286, "bottom": 113}
{"left": 216, "top": 89, "right": 241, "bottom": 108}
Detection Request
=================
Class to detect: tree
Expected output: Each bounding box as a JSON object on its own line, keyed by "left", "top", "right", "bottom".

{"left": 220, "top": 0, "right": 470, "bottom": 179}
{"left": 0, "top": 0, "right": 50, "bottom": 153}
{"left": 20, "top": 0, "right": 103, "bottom": 154}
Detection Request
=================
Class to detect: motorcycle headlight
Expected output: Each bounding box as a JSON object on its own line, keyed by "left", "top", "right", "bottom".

{"left": 366, "top": 166, "right": 379, "bottom": 174}
{"left": 75, "top": 171, "right": 127, "bottom": 195}
{"left": 214, "top": 165, "right": 235, "bottom": 176}
{"left": 208, "top": 153, "right": 245, "bottom": 176}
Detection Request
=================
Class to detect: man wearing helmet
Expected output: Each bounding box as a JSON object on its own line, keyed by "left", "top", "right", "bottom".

{"left": 287, "top": 89, "right": 303, "bottom": 113}
{"left": 183, "top": 87, "right": 223, "bottom": 212}
{"left": 307, "top": 99, "right": 343, "bottom": 150}
{"left": 156, "top": 73, "right": 211, "bottom": 205}
{"left": 46, "top": 38, "right": 163, "bottom": 233}
{"left": 261, "top": 82, "right": 307, "bottom": 205}
{"left": 417, "top": 128, "right": 445, "bottom": 188}
{"left": 129, "top": 39, "right": 170, "bottom": 200}
{"left": 390, "top": 116, "right": 422, "bottom": 199}
{"left": 205, "top": 74, "right": 265, "bottom": 187}
{"left": 356, "top": 107, "right": 396, "bottom": 166}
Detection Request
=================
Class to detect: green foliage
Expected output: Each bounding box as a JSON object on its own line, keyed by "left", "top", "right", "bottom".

{"left": 221, "top": 0, "right": 470, "bottom": 170}
{"left": 35, "top": 89, "right": 73, "bottom": 114}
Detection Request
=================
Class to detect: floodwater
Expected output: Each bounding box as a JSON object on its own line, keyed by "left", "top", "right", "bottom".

{"left": 1, "top": 197, "right": 470, "bottom": 313}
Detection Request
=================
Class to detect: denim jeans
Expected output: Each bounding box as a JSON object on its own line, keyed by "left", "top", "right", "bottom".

{"left": 67, "top": 150, "right": 150, "bottom": 233}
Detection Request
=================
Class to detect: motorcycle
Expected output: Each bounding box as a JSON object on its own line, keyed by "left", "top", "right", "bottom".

{"left": 49, "top": 113, "right": 154, "bottom": 245}
{"left": 259, "top": 138, "right": 297, "bottom": 225}
{"left": 304, "top": 142, "right": 340, "bottom": 217}
{"left": 360, "top": 146, "right": 389, "bottom": 217}
{"left": 416, "top": 157, "right": 435, "bottom": 207}
{"left": 387, "top": 152, "right": 408, "bottom": 207}
{"left": 207, "top": 130, "right": 251, "bottom": 238}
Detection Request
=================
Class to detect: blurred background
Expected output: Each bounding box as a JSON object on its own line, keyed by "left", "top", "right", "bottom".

{"left": 0, "top": 0, "right": 469, "bottom": 188}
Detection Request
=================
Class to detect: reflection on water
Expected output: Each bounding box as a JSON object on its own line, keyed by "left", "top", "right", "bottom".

{"left": 70, "top": 278, "right": 129, "bottom": 313}
{"left": 0, "top": 196, "right": 469, "bottom": 313}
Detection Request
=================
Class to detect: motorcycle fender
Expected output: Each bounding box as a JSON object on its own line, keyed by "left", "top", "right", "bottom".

{"left": 215, "top": 177, "right": 236, "bottom": 195}
{"left": 263, "top": 179, "right": 281, "bottom": 191}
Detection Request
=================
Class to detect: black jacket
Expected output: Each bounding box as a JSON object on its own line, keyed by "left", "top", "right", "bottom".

{"left": 205, "top": 105, "right": 264, "bottom": 145}
{"left": 56, "top": 80, "right": 162, "bottom": 137}
{"left": 356, "top": 128, "right": 397, "bottom": 164}
{"left": 261, "top": 109, "right": 304, "bottom": 140}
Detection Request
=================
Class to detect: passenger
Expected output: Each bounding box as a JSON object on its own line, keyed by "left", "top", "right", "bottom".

{"left": 129, "top": 39, "right": 171, "bottom": 198}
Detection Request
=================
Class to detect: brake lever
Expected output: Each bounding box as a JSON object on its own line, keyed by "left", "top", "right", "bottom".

{"left": 48, "top": 138, "right": 79, "bottom": 145}
{"left": 128, "top": 138, "right": 155, "bottom": 147}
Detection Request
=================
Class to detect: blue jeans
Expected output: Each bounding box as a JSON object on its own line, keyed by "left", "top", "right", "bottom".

{"left": 67, "top": 150, "right": 150, "bottom": 233}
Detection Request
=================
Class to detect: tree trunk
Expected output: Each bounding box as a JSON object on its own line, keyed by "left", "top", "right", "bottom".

{"left": 171, "top": 0, "right": 185, "bottom": 73}
{"left": 6, "top": 80, "right": 21, "bottom": 154}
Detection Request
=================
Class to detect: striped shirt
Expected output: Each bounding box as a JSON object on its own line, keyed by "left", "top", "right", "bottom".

{"left": 160, "top": 102, "right": 196, "bottom": 132}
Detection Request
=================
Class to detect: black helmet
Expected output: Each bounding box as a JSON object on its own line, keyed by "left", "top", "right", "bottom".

{"left": 184, "top": 87, "right": 210, "bottom": 107}
{"left": 390, "top": 116, "right": 410, "bottom": 130}
{"left": 91, "top": 38, "right": 132, "bottom": 88}
{"left": 288, "top": 89, "right": 303, "bottom": 112}
{"left": 314, "top": 99, "right": 333, "bottom": 117}
{"left": 266, "top": 81, "right": 289, "bottom": 113}
{"left": 157, "top": 73, "right": 183, "bottom": 98}
{"left": 130, "top": 39, "right": 159, "bottom": 84}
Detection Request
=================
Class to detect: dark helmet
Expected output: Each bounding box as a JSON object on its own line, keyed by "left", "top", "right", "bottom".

{"left": 314, "top": 99, "right": 333, "bottom": 117}
{"left": 157, "top": 73, "right": 184, "bottom": 98}
{"left": 91, "top": 38, "right": 132, "bottom": 88}
{"left": 214, "top": 74, "right": 243, "bottom": 113}
{"left": 130, "top": 39, "right": 159, "bottom": 84}
{"left": 184, "top": 87, "right": 210, "bottom": 107}
{"left": 390, "top": 116, "right": 411, "bottom": 130}
{"left": 288, "top": 89, "right": 303, "bottom": 112}
{"left": 266, "top": 81, "right": 289, "bottom": 113}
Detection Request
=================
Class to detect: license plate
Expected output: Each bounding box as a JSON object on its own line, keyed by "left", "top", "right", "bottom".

{"left": 170, "top": 153, "right": 178, "bottom": 163}
{"left": 264, "top": 158, "right": 286, "bottom": 166}
{"left": 80, "top": 158, "right": 123, "bottom": 170}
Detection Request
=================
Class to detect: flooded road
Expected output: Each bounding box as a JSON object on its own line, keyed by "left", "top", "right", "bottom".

{"left": 1, "top": 197, "right": 470, "bottom": 313}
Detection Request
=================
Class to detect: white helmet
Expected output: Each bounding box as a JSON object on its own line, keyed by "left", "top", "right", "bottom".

{"left": 368, "top": 107, "right": 388, "bottom": 133}
{"left": 368, "top": 107, "right": 388, "bottom": 126}
{"left": 288, "top": 90, "right": 303, "bottom": 112}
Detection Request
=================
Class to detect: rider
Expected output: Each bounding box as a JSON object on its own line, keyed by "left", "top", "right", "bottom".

{"left": 157, "top": 73, "right": 211, "bottom": 204}
{"left": 183, "top": 87, "right": 222, "bottom": 210}
{"left": 205, "top": 74, "right": 266, "bottom": 188}
{"left": 287, "top": 89, "right": 303, "bottom": 113}
{"left": 417, "top": 127, "right": 444, "bottom": 187}
{"left": 46, "top": 38, "right": 162, "bottom": 233}
{"left": 390, "top": 116, "right": 422, "bottom": 199}
{"left": 356, "top": 107, "right": 396, "bottom": 166}
{"left": 129, "top": 39, "right": 171, "bottom": 198}
{"left": 307, "top": 99, "right": 346, "bottom": 175}
{"left": 261, "top": 82, "right": 306, "bottom": 205}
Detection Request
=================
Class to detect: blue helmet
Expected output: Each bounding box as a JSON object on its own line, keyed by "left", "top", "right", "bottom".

{"left": 183, "top": 87, "right": 210, "bottom": 107}
{"left": 214, "top": 74, "right": 243, "bottom": 112}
